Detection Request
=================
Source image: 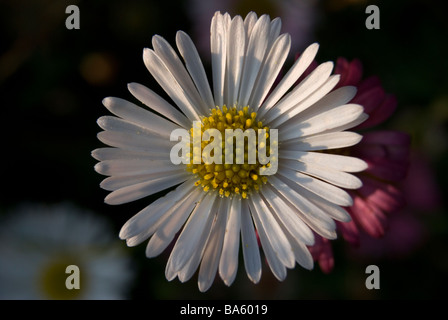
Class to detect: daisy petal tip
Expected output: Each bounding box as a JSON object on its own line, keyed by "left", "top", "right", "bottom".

{"left": 165, "top": 270, "right": 177, "bottom": 282}
{"left": 104, "top": 194, "right": 121, "bottom": 206}
{"left": 176, "top": 30, "right": 188, "bottom": 41}
{"left": 127, "top": 82, "right": 137, "bottom": 91}
{"left": 323, "top": 60, "right": 334, "bottom": 72}
{"left": 102, "top": 97, "right": 112, "bottom": 107}
{"left": 198, "top": 281, "right": 212, "bottom": 293}
{"left": 91, "top": 149, "right": 100, "bottom": 160}
{"left": 340, "top": 213, "right": 352, "bottom": 223}
{"left": 96, "top": 116, "right": 107, "bottom": 129}
{"left": 118, "top": 222, "right": 132, "bottom": 239}
{"left": 333, "top": 73, "right": 341, "bottom": 82}
{"left": 344, "top": 175, "right": 364, "bottom": 190}
{"left": 118, "top": 233, "right": 127, "bottom": 242}
{"left": 306, "top": 236, "right": 316, "bottom": 247}
{"left": 93, "top": 162, "right": 102, "bottom": 174}
{"left": 346, "top": 85, "right": 358, "bottom": 96}
{"left": 142, "top": 47, "right": 153, "bottom": 60}
{"left": 309, "top": 42, "right": 320, "bottom": 50}
{"left": 344, "top": 196, "right": 354, "bottom": 208}
{"left": 328, "top": 231, "right": 338, "bottom": 240}
{"left": 300, "top": 258, "right": 314, "bottom": 271}
{"left": 248, "top": 271, "right": 261, "bottom": 285}
{"left": 353, "top": 103, "right": 365, "bottom": 113}
{"left": 359, "top": 159, "right": 369, "bottom": 172}
{"left": 124, "top": 238, "right": 135, "bottom": 247}
{"left": 221, "top": 277, "right": 234, "bottom": 287}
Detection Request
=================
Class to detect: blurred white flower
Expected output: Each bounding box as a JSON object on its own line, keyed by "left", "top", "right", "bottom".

{"left": 0, "top": 203, "right": 134, "bottom": 299}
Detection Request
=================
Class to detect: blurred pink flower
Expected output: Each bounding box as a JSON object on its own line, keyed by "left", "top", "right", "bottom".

{"left": 307, "top": 58, "right": 414, "bottom": 272}
{"left": 307, "top": 235, "right": 334, "bottom": 274}
{"left": 349, "top": 151, "right": 441, "bottom": 260}
{"left": 347, "top": 130, "right": 410, "bottom": 239}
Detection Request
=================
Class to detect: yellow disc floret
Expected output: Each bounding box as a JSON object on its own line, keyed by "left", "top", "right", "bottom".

{"left": 186, "top": 106, "right": 271, "bottom": 199}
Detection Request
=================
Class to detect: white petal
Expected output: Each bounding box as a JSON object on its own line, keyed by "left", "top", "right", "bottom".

{"left": 278, "top": 167, "right": 353, "bottom": 207}
{"left": 279, "top": 150, "right": 368, "bottom": 172}
{"left": 100, "top": 169, "right": 186, "bottom": 191}
{"left": 176, "top": 196, "right": 219, "bottom": 283}
{"left": 267, "top": 17, "right": 282, "bottom": 48}
{"left": 280, "top": 131, "right": 363, "bottom": 151}
{"left": 248, "top": 192, "right": 295, "bottom": 269}
{"left": 165, "top": 252, "right": 177, "bottom": 282}
{"left": 143, "top": 48, "right": 200, "bottom": 121}
{"left": 119, "top": 178, "right": 196, "bottom": 240}
{"left": 168, "top": 192, "right": 217, "bottom": 273}
{"left": 97, "top": 116, "right": 179, "bottom": 151}
{"left": 240, "top": 199, "right": 261, "bottom": 284}
{"left": 146, "top": 188, "right": 204, "bottom": 258}
{"left": 95, "top": 159, "right": 175, "bottom": 177}
{"left": 279, "top": 86, "right": 357, "bottom": 132}
{"left": 104, "top": 171, "right": 189, "bottom": 205}
{"left": 225, "top": 15, "right": 246, "bottom": 106}
{"left": 97, "top": 130, "right": 172, "bottom": 154}
{"left": 281, "top": 159, "right": 363, "bottom": 189}
{"left": 280, "top": 104, "right": 364, "bottom": 141}
{"left": 152, "top": 35, "right": 208, "bottom": 115}
{"left": 264, "top": 61, "right": 334, "bottom": 124}
{"left": 211, "top": 11, "right": 227, "bottom": 107}
{"left": 238, "top": 14, "right": 271, "bottom": 107}
{"left": 127, "top": 82, "right": 191, "bottom": 129}
{"left": 286, "top": 233, "right": 314, "bottom": 270}
{"left": 176, "top": 31, "right": 215, "bottom": 111}
{"left": 248, "top": 33, "right": 291, "bottom": 109}
{"left": 258, "top": 43, "right": 319, "bottom": 118}
{"left": 288, "top": 182, "right": 352, "bottom": 223}
{"left": 269, "top": 74, "right": 340, "bottom": 128}
{"left": 319, "top": 112, "right": 369, "bottom": 134}
{"left": 219, "top": 196, "right": 241, "bottom": 286}
{"left": 91, "top": 147, "right": 168, "bottom": 162}
{"left": 125, "top": 213, "right": 167, "bottom": 247}
{"left": 269, "top": 209, "right": 314, "bottom": 270}
{"left": 260, "top": 185, "right": 315, "bottom": 246}
{"left": 249, "top": 198, "right": 287, "bottom": 281}
{"left": 102, "top": 97, "right": 179, "bottom": 138}
{"left": 268, "top": 175, "right": 337, "bottom": 239}
{"left": 198, "top": 198, "right": 229, "bottom": 292}
{"left": 243, "top": 11, "right": 258, "bottom": 39}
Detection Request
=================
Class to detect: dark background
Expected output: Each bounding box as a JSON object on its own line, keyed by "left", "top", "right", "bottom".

{"left": 0, "top": 0, "right": 447, "bottom": 299}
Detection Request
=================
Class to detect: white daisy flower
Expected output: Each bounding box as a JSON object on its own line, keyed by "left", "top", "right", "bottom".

{"left": 0, "top": 203, "right": 134, "bottom": 299}
{"left": 93, "top": 11, "right": 368, "bottom": 292}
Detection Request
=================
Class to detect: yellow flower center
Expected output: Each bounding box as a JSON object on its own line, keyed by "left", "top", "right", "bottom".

{"left": 187, "top": 106, "right": 272, "bottom": 199}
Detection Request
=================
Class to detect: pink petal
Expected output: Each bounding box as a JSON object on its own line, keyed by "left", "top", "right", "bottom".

{"left": 308, "top": 235, "right": 335, "bottom": 273}
{"left": 337, "top": 219, "right": 360, "bottom": 246}
{"left": 351, "top": 195, "right": 388, "bottom": 238}
{"left": 334, "top": 57, "right": 363, "bottom": 88}
{"left": 352, "top": 85, "right": 385, "bottom": 115}
{"left": 356, "top": 94, "right": 397, "bottom": 129}
{"left": 358, "top": 176, "right": 406, "bottom": 214}
{"left": 318, "top": 240, "right": 335, "bottom": 274}
{"left": 357, "top": 75, "right": 381, "bottom": 92}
